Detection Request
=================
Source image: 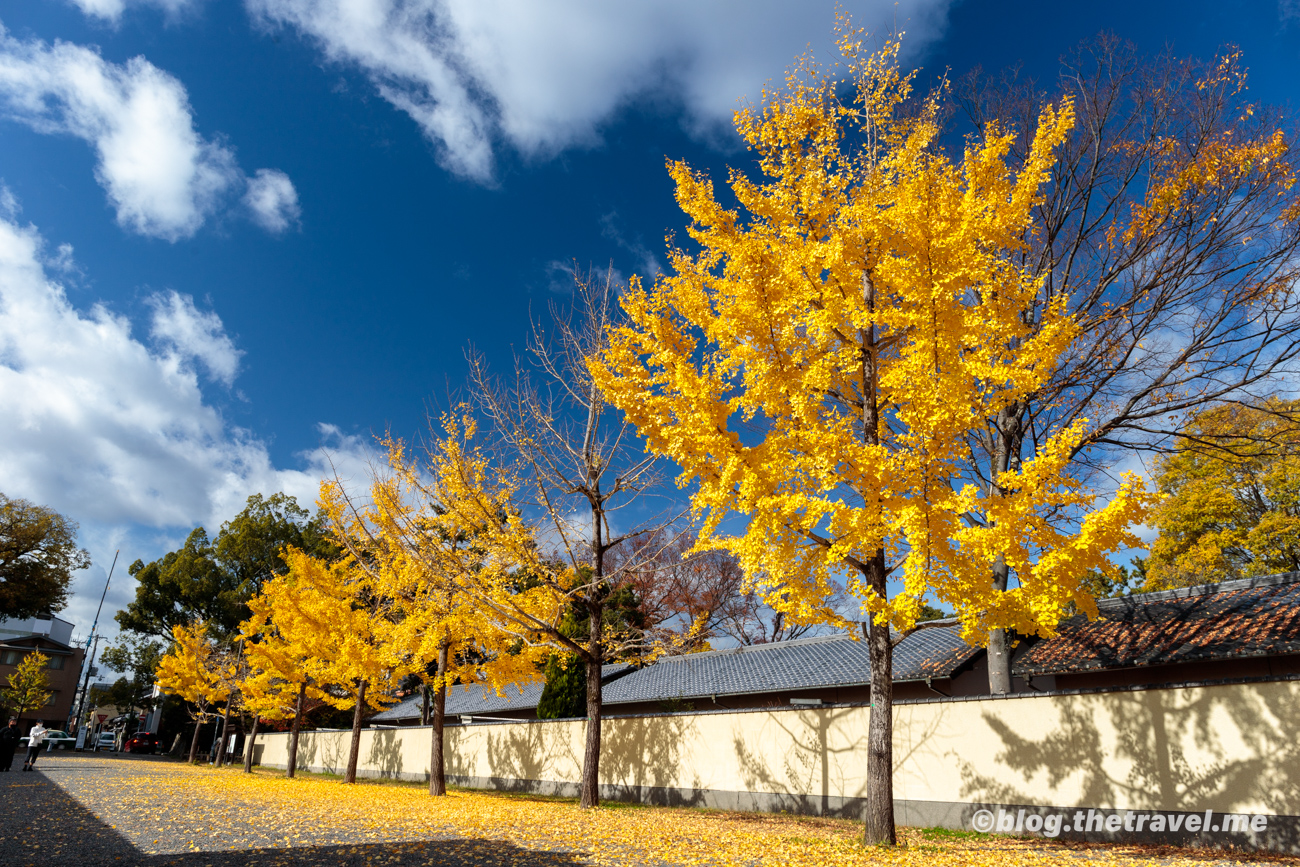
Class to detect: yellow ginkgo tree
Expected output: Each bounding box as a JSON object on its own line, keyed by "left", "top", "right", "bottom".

{"left": 155, "top": 621, "right": 229, "bottom": 764}
{"left": 592, "top": 35, "right": 1151, "bottom": 844}
{"left": 323, "top": 413, "right": 693, "bottom": 807}
{"left": 256, "top": 546, "right": 407, "bottom": 784}
{"left": 1145, "top": 399, "right": 1300, "bottom": 589}
{"left": 322, "top": 441, "right": 549, "bottom": 796}
{"left": 1, "top": 651, "right": 52, "bottom": 723}
{"left": 241, "top": 580, "right": 334, "bottom": 778}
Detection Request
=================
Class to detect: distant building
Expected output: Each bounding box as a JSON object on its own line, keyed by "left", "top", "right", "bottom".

{"left": 0, "top": 614, "right": 85, "bottom": 734}
{"left": 0, "top": 614, "right": 75, "bottom": 646}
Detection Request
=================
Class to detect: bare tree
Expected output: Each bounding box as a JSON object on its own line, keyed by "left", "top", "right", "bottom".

{"left": 618, "top": 530, "right": 844, "bottom": 648}
{"left": 464, "top": 268, "right": 686, "bottom": 808}
{"left": 959, "top": 37, "right": 1300, "bottom": 691}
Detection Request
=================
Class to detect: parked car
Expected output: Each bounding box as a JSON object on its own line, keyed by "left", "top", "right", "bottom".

{"left": 93, "top": 731, "right": 117, "bottom": 752}
{"left": 19, "top": 729, "right": 76, "bottom": 751}
{"left": 122, "top": 732, "right": 162, "bottom": 754}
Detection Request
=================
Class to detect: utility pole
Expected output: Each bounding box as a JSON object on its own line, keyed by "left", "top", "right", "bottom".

{"left": 72, "top": 551, "right": 118, "bottom": 746}
{"left": 72, "top": 634, "right": 101, "bottom": 734}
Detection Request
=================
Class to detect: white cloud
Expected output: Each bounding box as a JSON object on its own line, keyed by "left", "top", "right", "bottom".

{"left": 243, "top": 168, "right": 301, "bottom": 233}
{"left": 247, "top": 0, "right": 954, "bottom": 182}
{"left": 0, "top": 27, "right": 298, "bottom": 240}
{"left": 68, "top": 0, "right": 204, "bottom": 26}
{"left": 0, "top": 213, "right": 376, "bottom": 536}
{"left": 148, "top": 291, "right": 244, "bottom": 387}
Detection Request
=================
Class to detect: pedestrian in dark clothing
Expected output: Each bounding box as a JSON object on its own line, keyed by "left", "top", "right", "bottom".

{"left": 22, "top": 720, "right": 47, "bottom": 771}
{"left": 0, "top": 719, "right": 18, "bottom": 771}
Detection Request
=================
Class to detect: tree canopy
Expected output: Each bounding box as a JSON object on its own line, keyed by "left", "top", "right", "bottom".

{"left": 0, "top": 493, "right": 90, "bottom": 620}
{"left": 959, "top": 37, "right": 1300, "bottom": 692}
{"left": 1146, "top": 400, "right": 1300, "bottom": 590}
{"left": 101, "top": 634, "right": 166, "bottom": 721}
{"left": 154, "top": 620, "right": 231, "bottom": 762}
{"left": 117, "top": 493, "right": 337, "bottom": 641}
{"left": 591, "top": 34, "right": 1150, "bottom": 843}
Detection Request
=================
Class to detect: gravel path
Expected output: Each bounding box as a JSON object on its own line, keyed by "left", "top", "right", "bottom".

{"left": 0, "top": 752, "right": 588, "bottom": 867}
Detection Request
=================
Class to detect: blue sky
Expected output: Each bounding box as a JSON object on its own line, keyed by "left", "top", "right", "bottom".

{"left": 1, "top": 0, "right": 1297, "bottom": 641}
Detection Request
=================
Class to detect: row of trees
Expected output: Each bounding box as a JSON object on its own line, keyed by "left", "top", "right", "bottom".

{"left": 150, "top": 271, "right": 750, "bottom": 802}
{"left": 138, "top": 25, "right": 1300, "bottom": 850}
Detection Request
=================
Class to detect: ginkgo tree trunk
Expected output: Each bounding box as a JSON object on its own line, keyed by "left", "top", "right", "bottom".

{"left": 591, "top": 34, "right": 1151, "bottom": 846}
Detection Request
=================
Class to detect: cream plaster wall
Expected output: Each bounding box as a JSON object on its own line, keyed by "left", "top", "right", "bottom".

{"left": 255, "top": 679, "right": 1300, "bottom": 817}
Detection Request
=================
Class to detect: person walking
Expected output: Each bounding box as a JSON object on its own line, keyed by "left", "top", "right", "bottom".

{"left": 22, "top": 720, "right": 48, "bottom": 772}
{"left": 0, "top": 719, "right": 18, "bottom": 771}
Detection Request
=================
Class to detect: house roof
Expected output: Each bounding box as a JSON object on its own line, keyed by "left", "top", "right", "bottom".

{"left": 0, "top": 635, "right": 77, "bottom": 655}
{"left": 601, "top": 625, "right": 978, "bottom": 706}
{"left": 1014, "top": 571, "right": 1300, "bottom": 677}
{"left": 370, "top": 663, "right": 633, "bottom": 723}
{"left": 372, "top": 624, "right": 981, "bottom": 722}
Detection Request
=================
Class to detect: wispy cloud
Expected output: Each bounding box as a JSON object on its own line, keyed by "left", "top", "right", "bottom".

{"left": 243, "top": 168, "right": 301, "bottom": 233}
{"left": 600, "top": 211, "right": 660, "bottom": 280}
{"left": 147, "top": 291, "right": 244, "bottom": 387}
{"left": 247, "top": 0, "right": 955, "bottom": 183}
{"left": 67, "top": 0, "right": 204, "bottom": 26}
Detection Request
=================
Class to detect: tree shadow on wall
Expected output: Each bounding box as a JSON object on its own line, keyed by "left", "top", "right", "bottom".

{"left": 956, "top": 683, "right": 1300, "bottom": 850}
{"left": 481, "top": 722, "right": 582, "bottom": 792}
{"left": 732, "top": 706, "right": 867, "bottom": 817}
{"left": 0, "top": 767, "right": 594, "bottom": 867}
{"left": 600, "top": 713, "right": 703, "bottom": 806}
{"left": 364, "top": 728, "right": 406, "bottom": 780}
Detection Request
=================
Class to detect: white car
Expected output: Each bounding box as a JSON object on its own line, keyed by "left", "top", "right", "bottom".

{"left": 19, "top": 729, "right": 76, "bottom": 751}
{"left": 92, "top": 732, "right": 116, "bottom": 752}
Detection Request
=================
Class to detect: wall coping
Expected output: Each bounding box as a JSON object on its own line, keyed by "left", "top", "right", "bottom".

{"left": 305, "top": 672, "right": 1300, "bottom": 731}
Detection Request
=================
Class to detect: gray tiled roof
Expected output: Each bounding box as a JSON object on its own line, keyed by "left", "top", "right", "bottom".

{"left": 371, "top": 663, "right": 632, "bottom": 722}
{"left": 602, "top": 625, "right": 978, "bottom": 706}
{"left": 371, "top": 681, "right": 543, "bottom": 722}
{"left": 371, "top": 626, "right": 980, "bottom": 722}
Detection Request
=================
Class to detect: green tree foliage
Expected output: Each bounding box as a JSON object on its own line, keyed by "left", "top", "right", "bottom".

{"left": 537, "top": 580, "right": 643, "bottom": 720}
{"left": 536, "top": 654, "right": 587, "bottom": 719}
{"left": 101, "top": 634, "right": 165, "bottom": 720}
{"left": 0, "top": 493, "right": 90, "bottom": 619}
{"left": 1080, "top": 558, "right": 1147, "bottom": 599}
{"left": 1, "top": 651, "right": 53, "bottom": 719}
{"left": 916, "top": 603, "right": 951, "bottom": 622}
{"left": 101, "top": 633, "right": 165, "bottom": 686}
{"left": 117, "top": 493, "right": 337, "bottom": 641}
{"left": 1146, "top": 401, "right": 1300, "bottom": 590}
{"left": 555, "top": 582, "right": 646, "bottom": 654}
{"left": 106, "top": 677, "right": 150, "bottom": 728}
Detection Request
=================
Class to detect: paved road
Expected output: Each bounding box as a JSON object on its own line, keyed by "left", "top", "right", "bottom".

{"left": 0, "top": 752, "right": 588, "bottom": 867}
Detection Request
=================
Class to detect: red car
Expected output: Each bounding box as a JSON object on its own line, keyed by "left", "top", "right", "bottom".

{"left": 122, "top": 732, "right": 162, "bottom": 754}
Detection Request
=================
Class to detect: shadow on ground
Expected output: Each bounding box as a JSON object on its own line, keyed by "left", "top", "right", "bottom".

{"left": 0, "top": 766, "right": 590, "bottom": 867}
